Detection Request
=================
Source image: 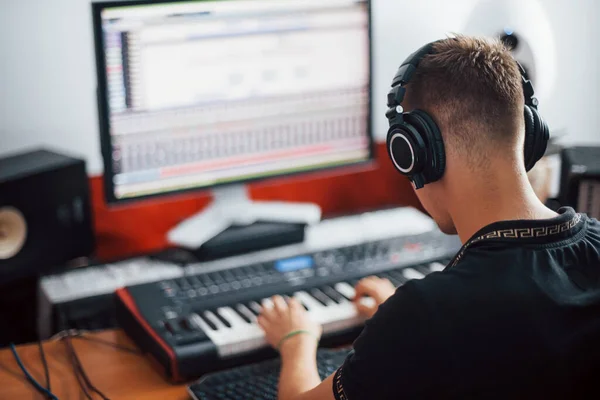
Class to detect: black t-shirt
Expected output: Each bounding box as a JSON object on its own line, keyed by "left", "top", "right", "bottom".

{"left": 333, "top": 207, "right": 600, "bottom": 399}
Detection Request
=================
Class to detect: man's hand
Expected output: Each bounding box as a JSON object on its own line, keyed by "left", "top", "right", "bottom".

{"left": 353, "top": 276, "right": 396, "bottom": 318}
{"left": 257, "top": 295, "right": 322, "bottom": 356}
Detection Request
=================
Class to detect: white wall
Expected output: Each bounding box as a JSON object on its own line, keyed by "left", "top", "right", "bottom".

{"left": 1, "top": 0, "right": 599, "bottom": 175}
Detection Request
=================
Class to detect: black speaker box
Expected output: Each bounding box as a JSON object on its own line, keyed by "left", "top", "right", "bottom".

{"left": 0, "top": 149, "right": 95, "bottom": 284}
{"left": 560, "top": 146, "right": 600, "bottom": 220}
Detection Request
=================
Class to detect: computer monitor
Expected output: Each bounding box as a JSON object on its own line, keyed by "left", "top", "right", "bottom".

{"left": 92, "top": 0, "right": 373, "bottom": 247}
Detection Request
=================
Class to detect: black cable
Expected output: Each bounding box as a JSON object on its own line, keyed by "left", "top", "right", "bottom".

{"left": 73, "top": 334, "right": 142, "bottom": 355}
{"left": 64, "top": 334, "right": 110, "bottom": 400}
{"left": 37, "top": 339, "right": 51, "bottom": 394}
{"left": 9, "top": 344, "right": 59, "bottom": 400}
{"left": 62, "top": 336, "right": 94, "bottom": 400}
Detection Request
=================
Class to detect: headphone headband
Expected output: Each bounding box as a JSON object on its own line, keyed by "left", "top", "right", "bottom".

{"left": 387, "top": 40, "right": 539, "bottom": 121}
{"left": 385, "top": 38, "right": 550, "bottom": 189}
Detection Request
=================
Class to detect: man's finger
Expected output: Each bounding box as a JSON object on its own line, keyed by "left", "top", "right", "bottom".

{"left": 354, "top": 279, "right": 381, "bottom": 300}
{"left": 356, "top": 301, "right": 376, "bottom": 318}
{"left": 257, "top": 315, "right": 267, "bottom": 328}
{"left": 272, "top": 295, "right": 287, "bottom": 313}
{"left": 288, "top": 297, "right": 304, "bottom": 311}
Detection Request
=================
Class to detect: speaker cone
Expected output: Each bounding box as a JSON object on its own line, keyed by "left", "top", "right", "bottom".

{"left": 0, "top": 207, "right": 27, "bottom": 260}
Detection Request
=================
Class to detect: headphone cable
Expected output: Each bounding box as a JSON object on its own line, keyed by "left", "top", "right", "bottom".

{"left": 9, "top": 343, "right": 58, "bottom": 400}
{"left": 38, "top": 339, "right": 51, "bottom": 394}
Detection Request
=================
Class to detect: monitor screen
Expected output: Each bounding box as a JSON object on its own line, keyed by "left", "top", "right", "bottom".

{"left": 93, "top": 0, "right": 373, "bottom": 202}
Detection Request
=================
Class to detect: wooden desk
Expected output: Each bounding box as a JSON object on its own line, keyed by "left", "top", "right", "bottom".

{"left": 0, "top": 330, "right": 190, "bottom": 400}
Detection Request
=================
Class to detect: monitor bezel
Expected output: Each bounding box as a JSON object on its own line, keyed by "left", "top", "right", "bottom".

{"left": 92, "top": 0, "right": 376, "bottom": 205}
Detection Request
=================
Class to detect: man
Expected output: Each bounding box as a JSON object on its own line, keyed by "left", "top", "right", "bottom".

{"left": 258, "top": 35, "right": 600, "bottom": 399}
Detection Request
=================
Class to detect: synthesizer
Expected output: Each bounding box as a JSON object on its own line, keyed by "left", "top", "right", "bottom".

{"left": 115, "top": 227, "right": 460, "bottom": 381}
{"left": 39, "top": 207, "right": 443, "bottom": 335}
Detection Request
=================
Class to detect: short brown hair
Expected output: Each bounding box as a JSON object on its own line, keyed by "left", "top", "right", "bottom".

{"left": 404, "top": 35, "right": 524, "bottom": 167}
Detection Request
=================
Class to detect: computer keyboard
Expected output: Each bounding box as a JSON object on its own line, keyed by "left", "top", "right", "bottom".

{"left": 188, "top": 349, "right": 351, "bottom": 400}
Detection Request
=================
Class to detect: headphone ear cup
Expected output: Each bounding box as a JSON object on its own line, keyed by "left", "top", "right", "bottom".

{"left": 523, "top": 106, "right": 536, "bottom": 171}
{"left": 405, "top": 110, "right": 445, "bottom": 182}
{"left": 387, "top": 124, "right": 427, "bottom": 176}
{"left": 528, "top": 107, "right": 549, "bottom": 169}
{"left": 523, "top": 106, "right": 549, "bottom": 171}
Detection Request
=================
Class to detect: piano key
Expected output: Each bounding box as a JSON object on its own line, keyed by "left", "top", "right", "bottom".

{"left": 236, "top": 304, "right": 256, "bottom": 323}
{"left": 387, "top": 270, "right": 408, "bottom": 286}
{"left": 218, "top": 307, "right": 249, "bottom": 329}
{"left": 247, "top": 301, "right": 262, "bottom": 315}
{"left": 359, "top": 297, "right": 376, "bottom": 309}
{"left": 201, "top": 312, "right": 219, "bottom": 331}
{"left": 293, "top": 291, "right": 324, "bottom": 312}
{"left": 378, "top": 272, "right": 402, "bottom": 287}
{"left": 402, "top": 268, "right": 426, "bottom": 280}
{"left": 310, "top": 288, "right": 335, "bottom": 306}
{"left": 334, "top": 282, "right": 356, "bottom": 300}
{"left": 212, "top": 309, "right": 233, "bottom": 328}
{"left": 189, "top": 313, "right": 214, "bottom": 332}
{"left": 204, "top": 311, "right": 226, "bottom": 330}
{"left": 320, "top": 286, "right": 344, "bottom": 304}
{"left": 261, "top": 298, "right": 274, "bottom": 310}
{"left": 414, "top": 264, "right": 431, "bottom": 276}
{"left": 429, "top": 262, "right": 446, "bottom": 272}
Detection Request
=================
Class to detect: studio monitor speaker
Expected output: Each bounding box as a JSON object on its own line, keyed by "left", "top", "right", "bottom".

{"left": 0, "top": 149, "right": 95, "bottom": 284}
{"left": 560, "top": 146, "right": 600, "bottom": 220}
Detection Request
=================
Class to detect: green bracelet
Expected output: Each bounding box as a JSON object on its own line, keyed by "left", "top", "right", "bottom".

{"left": 276, "top": 330, "right": 318, "bottom": 351}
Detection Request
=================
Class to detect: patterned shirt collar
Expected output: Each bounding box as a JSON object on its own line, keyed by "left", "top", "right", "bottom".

{"left": 467, "top": 207, "right": 583, "bottom": 244}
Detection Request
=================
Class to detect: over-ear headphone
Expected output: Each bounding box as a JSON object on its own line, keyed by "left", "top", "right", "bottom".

{"left": 386, "top": 40, "right": 550, "bottom": 189}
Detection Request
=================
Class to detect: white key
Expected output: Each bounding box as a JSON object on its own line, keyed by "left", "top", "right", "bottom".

{"left": 294, "top": 291, "right": 325, "bottom": 313}
{"left": 190, "top": 313, "right": 214, "bottom": 332}
{"left": 247, "top": 301, "right": 262, "bottom": 315}
{"left": 204, "top": 310, "right": 227, "bottom": 330}
{"left": 429, "top": 262, "right": 445, "bottom": 272}
{"left": 402, "top": 268, "right": 426, "bottom": 280}
{"left": 334, "top": 282, "right": 356, "bottom": 300}
{"left": 218, "top": 307, "right": 248, "bottom": 329}
{"left": 236, "top": 304, "right": 257, "bottom": 323}
{"left": 359, "top": 297, "right": 376, "bottom": 308}
{"left": 261, "top": 298, "right": 274, "bottom": 310}
{"left": 335, "top": 282, "right": 375, "bottom": 308}
{"left": 295, "top": 289, "right": 365, "bottom": 334}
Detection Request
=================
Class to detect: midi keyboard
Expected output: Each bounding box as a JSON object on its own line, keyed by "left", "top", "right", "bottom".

{"left": 116, "top": 228, "right": 459, "bottom": 381}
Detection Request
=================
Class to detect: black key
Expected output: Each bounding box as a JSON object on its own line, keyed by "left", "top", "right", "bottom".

{"left": 310, "top": 289, "right": 334, "bottom": 306}
{"left": 414, "top": 264, "right": 431, "bottom": 276}
{"left": 212, "top": 309, "right": 232, "bottom": 328}
{"left": 388, "top": 270, "right": 408, "bottom": 285}
{"left": 236, "top": 305, "right": 253, "bottom": 323}
{"left": 246, "top": 302, "right": 261, "bottom": 316}
{"left": 378, "top": 272, "right": 402, "bottom": 287}
{"left": 201, "top": 313, "right": 218, "bottom": 331}
{"left": 347, "top": 278, "right": 360, "bottom": 287}
{"left": 321, "top": 286, "right": 344, "bottom": 304}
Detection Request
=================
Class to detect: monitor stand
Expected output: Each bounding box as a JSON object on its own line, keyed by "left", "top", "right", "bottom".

{"left": 167, "top": 185, "right": 322, "bottom": 250}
